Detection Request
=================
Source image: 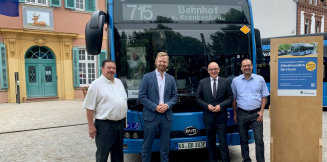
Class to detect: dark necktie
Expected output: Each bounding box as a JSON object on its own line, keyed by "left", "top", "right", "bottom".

{"left": 213, "top": 79, "right": 217, "bottom": 98}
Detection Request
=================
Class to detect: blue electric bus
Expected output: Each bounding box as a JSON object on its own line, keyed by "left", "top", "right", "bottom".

{"left": 85, "top": 0, "right": 262, "bottom": 154}
{"left": 260, "top": 33, "right": 327, "bottom": 108}
{"left": 289, "top": 43, "right": 315, "bottom": 56}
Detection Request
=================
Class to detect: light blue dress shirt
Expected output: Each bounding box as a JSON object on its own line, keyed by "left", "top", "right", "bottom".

{"left": 231, "top": 74, "right": 270, "bottom": 110}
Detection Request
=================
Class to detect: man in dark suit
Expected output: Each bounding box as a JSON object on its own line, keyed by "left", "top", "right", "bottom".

{"left": 196, "top": 62, "right": 232, "bottom": 162}
{"left": 138, "top": 52, "right": 178, "bottom": 162}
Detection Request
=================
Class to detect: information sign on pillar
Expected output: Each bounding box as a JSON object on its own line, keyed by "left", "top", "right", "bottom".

{"left": 270, "top": 36, "right": 323, "bottom": 162}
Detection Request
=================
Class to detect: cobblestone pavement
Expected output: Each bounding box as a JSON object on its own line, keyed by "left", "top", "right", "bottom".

{"left": 0, "top": 100, "right": 326, "bottom": 162}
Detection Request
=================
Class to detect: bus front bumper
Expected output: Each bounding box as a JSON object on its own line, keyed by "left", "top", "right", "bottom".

{"left": 123, "top": 130, "right": 254, "bottom": 154}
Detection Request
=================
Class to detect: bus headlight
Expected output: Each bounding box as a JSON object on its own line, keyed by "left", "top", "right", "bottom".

{"left": 124, "top": 132, "right": 131, "bottom": 139}
{"left": 132, "top": 132, "right": 139, "bottom": 139}
{"left": 123, "top": 144, "right": 128, "bottom": 150}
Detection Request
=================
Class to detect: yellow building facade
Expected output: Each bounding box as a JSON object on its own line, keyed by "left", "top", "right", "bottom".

{"left": 1, "top": 28, "right": 77, "bottom": 102}
{"left": 0, "top": 1, "right": 107, "bottom": 103}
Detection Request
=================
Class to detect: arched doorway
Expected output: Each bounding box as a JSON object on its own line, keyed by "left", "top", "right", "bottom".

{"left": 25, "top": 46, "right": 57, "bottom": 98}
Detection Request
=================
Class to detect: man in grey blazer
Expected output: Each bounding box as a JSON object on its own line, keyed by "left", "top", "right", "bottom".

{"left": 138, "top": 52, "right": 178, "bottom": 162}
{"left": 196, "top": 62, "right": 232, "bottom": 162}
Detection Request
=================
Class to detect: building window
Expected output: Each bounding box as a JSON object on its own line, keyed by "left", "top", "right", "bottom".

{"left": 79, "top": 49, "right": 96, "bottom": 86}
{"left": 309, "top": 0, "right": 313, "bottom": 4}
{"left": 305, "top": 19, "right": 310, "bottom": 34}
{"left": 75, "top": 0, "right": 84, "bottom": 10}
{"left": 65, "top": 0, "right": 94, "bottom": 12}
{"left": 314, "top": 0, "right": 318, "bottom": 5}
{"left": 26, "top": 0, "right": 47, "bottom": 5}
{"left": 25, "top": 46, "right": 54, "bottom": 59}
{"left": 316, "top": 21, "right": 321, "bottom": 33}
{"left": 22, "top": 0, "right": 61, "bottom": 7}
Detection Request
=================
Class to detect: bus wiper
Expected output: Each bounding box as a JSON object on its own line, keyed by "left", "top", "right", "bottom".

{"left": 200, "top": 33, "right": 208, "bottom": 65}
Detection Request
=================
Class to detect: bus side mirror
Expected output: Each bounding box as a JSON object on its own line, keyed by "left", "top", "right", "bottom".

{"left": 85, "top": 11, "right": 107, "bottom": 55}
{"left": 254, "top": 28, "right": 263, "bottom": 59}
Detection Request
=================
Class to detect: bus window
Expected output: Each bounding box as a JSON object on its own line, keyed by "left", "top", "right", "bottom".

{"left": 257, "top": 50, "right": 270, "bottom": 83}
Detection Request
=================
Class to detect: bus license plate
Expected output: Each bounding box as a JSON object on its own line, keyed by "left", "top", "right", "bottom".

{"left": 177, "top": 141, "right": 206, "bottom": 150}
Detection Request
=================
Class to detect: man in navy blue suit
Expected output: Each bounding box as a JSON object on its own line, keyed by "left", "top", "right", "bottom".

{"left": 138, "top": 52, "right": 178, "bottom": 162}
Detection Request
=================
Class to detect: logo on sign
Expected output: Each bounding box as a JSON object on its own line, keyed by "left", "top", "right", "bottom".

{"left": 183, "top": 126, "right": 198, "bottom": 136}
{"left": 306, "top": 61, "right": 316, "bottom": 71}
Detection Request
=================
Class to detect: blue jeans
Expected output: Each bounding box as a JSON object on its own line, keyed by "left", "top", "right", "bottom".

{"left": 237, "top": 109, "right": 265, "bottom": 162}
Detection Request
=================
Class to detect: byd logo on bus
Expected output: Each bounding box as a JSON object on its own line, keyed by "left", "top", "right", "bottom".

{"left": 184, "top": 126, "right": 198, "bottom": 136}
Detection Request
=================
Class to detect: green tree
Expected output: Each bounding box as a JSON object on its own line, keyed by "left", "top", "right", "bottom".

{"left": 279, "top": 44, "right": 291, "bottom": 51}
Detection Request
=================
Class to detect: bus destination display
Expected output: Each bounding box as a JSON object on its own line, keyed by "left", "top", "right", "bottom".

{"left": 122, "top": 4, "right": 242, "bottom": 22}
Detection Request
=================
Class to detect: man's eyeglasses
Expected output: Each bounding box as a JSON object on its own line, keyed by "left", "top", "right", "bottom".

{"left": 241, "top": 65, "right": 252, "bottom": 68}
{"left": 208, "top": 68, "right": 219, "bottom": 71}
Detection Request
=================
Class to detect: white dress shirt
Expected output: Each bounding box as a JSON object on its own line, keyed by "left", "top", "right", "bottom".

{"left": 83, "top": 75, "right": 127, "bottom": 121}
{"left": 210, "top": 77, "right": 218, "bottom": 96}
{"left": 155, "top": 69, "right": 166, "bottom": 104}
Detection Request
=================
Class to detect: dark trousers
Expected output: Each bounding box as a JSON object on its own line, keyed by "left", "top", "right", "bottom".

{"left": 204, "top": 115, "right": 230, "bottom": 162}
{"left": 94, "top": 119, "right": 125, "bottom": 162}
{"left": 237, "top": 109, "right": 265, "bottom": 162}
{"left": 142, "top": 114, "right": 171, "bottom": 162}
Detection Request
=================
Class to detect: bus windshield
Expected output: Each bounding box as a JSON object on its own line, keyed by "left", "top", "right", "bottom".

{"left": 114, "top": 23, "right": 251, "bottom": 111}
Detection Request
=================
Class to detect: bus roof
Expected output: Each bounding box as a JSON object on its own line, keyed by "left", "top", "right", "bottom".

{"left": 291, "top": 43, "right": 314, "bottom": 47}
{"left": 262, "top": 33, "right": 327, "bottom": 45}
